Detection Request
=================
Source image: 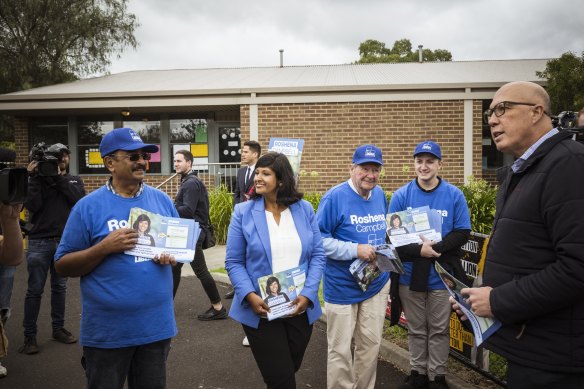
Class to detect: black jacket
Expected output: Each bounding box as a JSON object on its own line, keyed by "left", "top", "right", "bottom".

{"left": 484, "top": 131, "right": 584, "bottom": 373}
{"left": 24, "top": 174, "right": 85, "bottom": 239}
{"left": 174, "top": 172, "right": 211, "bottom": 242}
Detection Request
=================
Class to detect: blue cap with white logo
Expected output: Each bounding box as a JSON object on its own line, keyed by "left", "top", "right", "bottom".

{"left": 413, "top": 141, "right": 442, "bottom": 160}
{"left": 100, "top": 128, "right": 159, "bottom": 158}
{"left": 352, "top": 144, "right": 384, "bottom": 165}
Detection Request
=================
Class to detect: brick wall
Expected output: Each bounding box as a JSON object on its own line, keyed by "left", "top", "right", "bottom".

{"left": 13, "top": 100, "right": 486, "bottom": 195}
{"left": 241, "top": 100, "right": 484, "bottom": 193}
{"left": 14, "top": 117, "right": 30, "bottom": 168}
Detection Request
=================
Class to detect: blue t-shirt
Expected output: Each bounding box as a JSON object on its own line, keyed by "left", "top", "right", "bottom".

{"left": 316, "top": 182, "right": 390, "bottom": 304}
{"left": 389, "top": 178, "right": 471, "bottom": 290}
{"left": 55, "top": 185, "right": 179, "bottom": 348}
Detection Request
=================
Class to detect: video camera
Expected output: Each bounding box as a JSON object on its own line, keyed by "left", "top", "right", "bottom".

{"left": 0, "top": 147, "right": 28, "bottom": 205}
{"left": 553, "top": 111, "right": 584, "bottom": 143}
{"left": 29, "top": 142, "right": 69, "bottom": 177}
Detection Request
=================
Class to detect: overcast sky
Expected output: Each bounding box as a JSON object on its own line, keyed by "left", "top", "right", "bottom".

{"left": 107, "top": 0, "right": 583, "bottom": 74}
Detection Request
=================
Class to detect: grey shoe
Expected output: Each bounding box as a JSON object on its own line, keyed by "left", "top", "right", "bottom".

{"left": 53, "top": 328, "right": 77, "bottom": 344}
{"left": 18, "top": 336, "right": 39, "bottom": 355}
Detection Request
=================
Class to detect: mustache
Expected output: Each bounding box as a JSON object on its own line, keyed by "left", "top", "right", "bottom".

{"left": 133, "top": 164, "right": 147, "bottom": 170}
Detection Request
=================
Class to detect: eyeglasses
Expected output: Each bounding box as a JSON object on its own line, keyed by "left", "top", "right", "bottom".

{"left": 109, "top": 152, "right": 152, "bottom": 161}
{"left": 483, "top": 101, "right": 549, "bottom": 124}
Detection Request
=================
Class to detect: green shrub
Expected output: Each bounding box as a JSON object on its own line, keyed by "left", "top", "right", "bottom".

{"left": 458, "top": 176, "right": 497, "bottom": 234}
{"left": 208, "top": 184, "right": 233, "bottom": 245}
{"left": 303, "top": 191, "right": 323, "bottom": 212}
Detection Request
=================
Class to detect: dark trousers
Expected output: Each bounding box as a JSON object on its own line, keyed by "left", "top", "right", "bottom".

{"left": 82, "top": 338, "right": 171, "bottom": 389}
{"left": 172, "top": 237, "right": 220, "bottom": 304}
{"left": 243, "top": 314, "right": 313, "bottom": 389}
{"left": 507, "top": 360, "right": 584, "bottom": 389}
{"left": 23, "top": 238, "right": 67, "bottom": 337}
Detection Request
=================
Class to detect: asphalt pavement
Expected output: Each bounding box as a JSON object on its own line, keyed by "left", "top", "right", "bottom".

{"left": 0, "top": 245, "right": 407, "bottom": 389}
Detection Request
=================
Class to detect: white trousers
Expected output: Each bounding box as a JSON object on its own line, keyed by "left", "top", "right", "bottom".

{"left": 325, "top": 280, "right": 390, "bottom": 389}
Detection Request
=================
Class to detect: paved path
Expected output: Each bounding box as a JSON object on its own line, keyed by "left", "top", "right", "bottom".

{"left": 0, "top": 248, "right": 406, "bottom": 388}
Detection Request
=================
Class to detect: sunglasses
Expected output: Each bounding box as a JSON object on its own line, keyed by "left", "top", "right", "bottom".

{"left": 110, "top": 152, "right": 152, "bottom": 161}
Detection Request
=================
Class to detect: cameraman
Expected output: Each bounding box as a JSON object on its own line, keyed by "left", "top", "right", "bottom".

{"left": 19, "top": 143, "right": 85, "bottom": 355}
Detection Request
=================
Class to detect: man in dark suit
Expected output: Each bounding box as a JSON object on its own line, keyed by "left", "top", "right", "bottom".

{"left": 224, "top": 141, "right": 260, "bottom": 302}
{"left": 233, "top": 140, "right": 261, "bottom": 204}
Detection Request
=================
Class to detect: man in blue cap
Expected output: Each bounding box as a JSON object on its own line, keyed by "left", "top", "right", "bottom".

{"left": 55, "top": 128, "right": 179, "bottom": 389}
{"left": 316, "top": 144, "right": 390, "bottom": 389}
{"left": 390, "top": 141, "right": 471, "bottom": 389}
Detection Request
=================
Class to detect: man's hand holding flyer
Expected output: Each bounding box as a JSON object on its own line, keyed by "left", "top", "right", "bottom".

{"left": 125, "top": 207, "right": 201, "bottom": 263}
{"left": 435, "top": 262, "right": 501, "bottom": 347}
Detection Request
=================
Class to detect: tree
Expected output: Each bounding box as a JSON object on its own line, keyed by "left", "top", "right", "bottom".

{"left": 0, "top": 0, "right": 138, "bottom": 94}
{"left": 537, "top": 51, "right": 584, "bottom": 114}
{"left": 0, "top": 0, "right": 138, "bottom": 145}
{"left": 356, "top": 38, "right": 452, "bottom": 64}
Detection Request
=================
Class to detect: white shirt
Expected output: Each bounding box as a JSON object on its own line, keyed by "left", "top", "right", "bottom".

{"left": 265, "top": 208, "right": 301, "bottom": 273}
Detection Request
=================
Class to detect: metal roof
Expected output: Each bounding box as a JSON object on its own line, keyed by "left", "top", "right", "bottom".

{"left": 0, "top": 59, "right": 551, "bottom": 113}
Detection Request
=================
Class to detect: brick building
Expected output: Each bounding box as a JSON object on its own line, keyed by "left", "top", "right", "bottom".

{"left": 0, "top": 59, "right": 549, "bottom": 194}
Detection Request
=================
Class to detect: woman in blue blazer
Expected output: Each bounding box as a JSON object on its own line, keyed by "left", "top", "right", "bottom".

{"left": 226, "top": 152, "right": 325, "bottom": 389}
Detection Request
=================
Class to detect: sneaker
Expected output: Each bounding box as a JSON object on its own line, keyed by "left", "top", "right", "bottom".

{"left": 242, "top": 336, "right": 250, "bottom": 347}
{"left": 397, "top": 370, "right": 429, "bottom": 389}
{"left": 429, "top": 375, "right": 450, "bottom": 389}
{"left": 0, "top": 362, "right": 6, "bottom": 378}
{"left": 52, "top": 328, "right": 77, "bottom": 344}
{"left": 18, "top": 336, "right": 39, "bottom": 355}
{"left": 197, "top": 306, "right": 228, "bottom": 321}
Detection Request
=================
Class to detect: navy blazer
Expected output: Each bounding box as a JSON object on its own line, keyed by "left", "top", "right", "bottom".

{"left": 233, "top": 166, "right": 254, "bottom": 205}
{"left": 226, "top": 198, "right": 325, "bottom": 328}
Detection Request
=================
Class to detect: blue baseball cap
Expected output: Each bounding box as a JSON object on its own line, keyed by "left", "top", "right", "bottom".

{"left": 352, "top": 144, "right": 384, "bottom": 165}
{"left": 100, "top": 128, "right": 159, "bottom": 158}
{"left": 413, "top": 141, "right": 442, "bottom": 160}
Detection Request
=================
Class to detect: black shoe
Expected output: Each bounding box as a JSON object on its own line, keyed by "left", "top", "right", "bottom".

{"left": 397, "top": 370, "right": 429, "bottom": 389}
{"left": 18, "top": 336, "right": 39, "bottom": 355}
{"left": 197, "top": 306, "right": 228, "bottom": 321}
{"left": 52, "top": 328, "right": 77, "bottom": 344}
{"left": 428, "top": 376, "right": 450, "bottom": 389}
{"left": 224, "top": 289, "right": 235, "bottom": 299}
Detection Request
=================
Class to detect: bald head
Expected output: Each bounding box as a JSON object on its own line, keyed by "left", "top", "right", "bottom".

{"left": 496, "top": 81, "right": 551, "bottom": 113}
{"left": 488, "top": 81, "right": 554, "bottom": 157}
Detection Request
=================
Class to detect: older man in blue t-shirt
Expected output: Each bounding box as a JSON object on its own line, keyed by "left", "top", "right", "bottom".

{"left": 55, "top": 128, "right": 179, "bottom": 389}
{"left": 316, "top": 144, "right": 390, "bottom": 389}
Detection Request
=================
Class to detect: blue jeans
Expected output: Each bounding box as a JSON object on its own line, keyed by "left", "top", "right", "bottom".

{"left": 82, "top": 338, "right": 171, "bottom": 389}
{"left": 0, "top": 264, "right": 16, "bottom": 324}
{"left": 23, "top": 238, "right": 68, "bottom": 337}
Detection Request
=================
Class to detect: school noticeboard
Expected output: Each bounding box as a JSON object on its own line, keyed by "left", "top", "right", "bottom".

{"left": 385, "top": 232, "right": 490, "bottom": 364}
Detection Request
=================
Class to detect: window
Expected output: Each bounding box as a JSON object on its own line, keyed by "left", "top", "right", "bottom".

{"left": 122, "top": 121, "right": 161, "bottom": 173}
{"left": 481, "top": 100, "right": 506, "bottom": 169}
{"left": 170, "top": 119, "right": 209, "bottom": 171}
{"left": 77, "top": 120, "right": 114, "bottom": 174}
{"left": 29, "top": 119, "right": 68, "bottom": 151}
